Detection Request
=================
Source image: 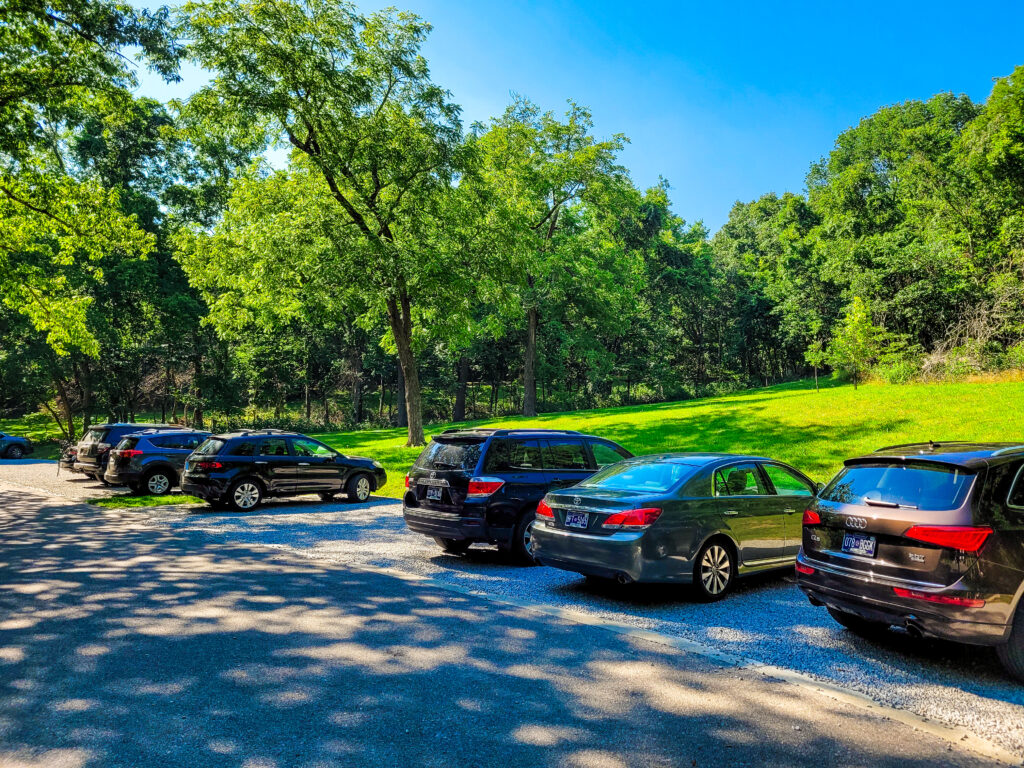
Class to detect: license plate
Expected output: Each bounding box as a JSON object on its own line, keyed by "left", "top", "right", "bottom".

{"left": 565, "top": 511, "right": 589, "bottom": 529}
{"left": 842, "top": 532, "right": 876, "bottom": 557}
{"left": 426, "top": 487, "right": 443, "bottom": 501}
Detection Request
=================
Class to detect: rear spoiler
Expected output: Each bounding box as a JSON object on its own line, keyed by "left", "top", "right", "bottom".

{"left": 844, "top": 455, "right": 979, "bottom": 473}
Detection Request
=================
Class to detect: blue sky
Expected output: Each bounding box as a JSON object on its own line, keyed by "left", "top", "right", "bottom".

{"left": 136, "top": 0, "right": 1024, "bottom": 232}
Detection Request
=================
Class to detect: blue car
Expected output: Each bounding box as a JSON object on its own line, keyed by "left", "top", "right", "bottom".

{"left": 0, "top": 431, "right": 34, "bottom": 459}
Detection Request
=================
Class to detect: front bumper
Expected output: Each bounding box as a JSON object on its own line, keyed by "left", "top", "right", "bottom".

{"left": 796, "top": 550, "right": 1010, "bottom": 645}
{"left": 532, "top": 523, "right": 689, "bottom": 584}
{"left": 181, "top": 478, "right": 229, "bottom": 502}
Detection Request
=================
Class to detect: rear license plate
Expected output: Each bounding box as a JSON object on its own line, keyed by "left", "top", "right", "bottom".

{"left": 426, "top": 487, "right": 443, "bottom": 501}
{"left": 565, "top": 511, "right": 589, "bottom": 529}
{"left": 842, "top": 533, "right": 876, "bottom": 557}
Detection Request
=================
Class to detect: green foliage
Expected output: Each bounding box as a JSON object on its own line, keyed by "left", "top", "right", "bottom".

{"left": 826, "top": 297, "right": 884, "bottom": 387}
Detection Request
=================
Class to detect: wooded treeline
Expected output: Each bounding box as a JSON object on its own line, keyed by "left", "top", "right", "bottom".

{"left": 3, "top": 0, "right": 1024, "bottom": 446}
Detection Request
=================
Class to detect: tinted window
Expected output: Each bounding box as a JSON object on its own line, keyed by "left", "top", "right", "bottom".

{"left": 82, "top": 428, "right": 109, "bottom": 444}
{"left": 714, "top": 463, "right": 768, "bottom": 496}
{"left": 194, "top": 438, "right": 225, "bottom": 456}
{"left": 115, "top": 437, "right": 139, "bottom": 451}
{"left": 292, "top": 438, "right": 335, "bottom": 458}
{"left": 484, "top": 439, "right": 543, "bottom": 471}
{"left": 821, "top": 463, "right": 975, "bottom": 511}
{"left": 543, "top": 440, "right": 589, "bottom": 470}
{"left": 591, "top": 442, "right": 629, "bottom": 468}
{"left": 415, "top": 439, "right": 483, "bottom": 471}
{"left": 579, "top": 461, "right": 694, "bottom": 493}
{"left": 229, "top": 440, "right": 256, "bottom": 456}
{"left": 762, "top": 464, "right": 813, "bottom": 497}
{"left": 153, "top": 434, "right": 205, "bottom": 450}
{"left": 260, "top": 438, "right": 290, "bottom": 457}
{"left": 1006, "top": 465, "right": 1024, "bottom": 510}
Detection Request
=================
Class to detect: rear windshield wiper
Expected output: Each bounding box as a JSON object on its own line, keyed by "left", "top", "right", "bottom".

{"left": 431, "top": 461, "right": 460, "bottom": 469}
{"left": 863, "top": 498, "right": 918, "bottom": 509}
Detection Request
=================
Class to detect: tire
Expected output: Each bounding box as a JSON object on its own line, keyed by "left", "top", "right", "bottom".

{"left": 826, "top": 606, "right": 891, "bottom": 639}
{"left": 433, "top": 537, "right": 471, "bottom": 555}
{"left": 693, "top": 539, "right": 736, "bottom": 601}
{"left": 128, "top": 482, "right": 144, "bottom": 495}
{"left": 510, "top": 513, "right": 539, "bottom": 564}
{"left": 143, "top": 469, "right": 174, "bottom": 496}
{"left": 345, "top": 473, "right": 372, "bottom": 502}
{"left": 318, "top": 491, "right": 338, "bottom": 502}
{"left": 228, "top": 478, "right": 263, "bottom": 512}
{"left": 996, "top": 605, "right": 1024, "bottom": 682}
{"left": 5, "top": 445, "right": 24, "bottom": 459}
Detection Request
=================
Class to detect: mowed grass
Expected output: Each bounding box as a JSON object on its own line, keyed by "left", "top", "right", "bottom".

{"left": 312, "top": 378, "right": 1024, "bottom": 499}
{"left": 0, "top": 412, "right": 69, "bottom": 459}
{"left": 90, "top": 494, "right": 204, "bottom": 509}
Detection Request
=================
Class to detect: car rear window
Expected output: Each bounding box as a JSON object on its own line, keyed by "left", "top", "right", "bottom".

{"left": 115, "top": 437, "right": 139, "bottom": 451}
{"left": 579, "top": 461, "right": 696, "bottom": 493}
{"left": 193, "top": 438, "right": 225, "bottom": 456}
{"left": 821, "top": 463, "right": 976, "bottom": 511}
{"left": 82, "top": 428, "right": 109, "bottom": 444}
{"left": 415, "top": 439, "right": 483, "bottom": 471}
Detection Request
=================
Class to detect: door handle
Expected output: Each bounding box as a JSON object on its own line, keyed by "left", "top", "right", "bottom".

{"left": 724, "top": 510, "right": 739, "bottom": 516}
{"left": 298, "top": 463, "right": 310, "bottom": 466}
{"left": 255, "top": 461, "right": 268, "bottom": 465}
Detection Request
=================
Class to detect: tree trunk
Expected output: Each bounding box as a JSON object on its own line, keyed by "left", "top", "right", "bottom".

{"left": 814, "top": 366, "right": 819, "bottom": 392}
{"left": 323, "top": 389, "right": 330, "bottom": 428}
{"left": 304, "top": 383, "right": 311, "bottom": 421}
{"left": 395, "top": 365, "right": 408, "bottom": 428}
{"left": 387, "top": 292, "right": 424, "bottom": 444}
{"left": 350, "top": 351, "right": 363, "bottom": 424}
{"left": 522, "top": 306, "right": 539, "bottom": 417}
{"left": 378, "top": 376, "right": 385, "bottom": 419}
{"left": 453, "top": 356, "right": 469, "bottom": 422}
{"left": 192, "top": 351, "right": 204, "bottom": 429}
{"left": 53, "top": 375, "right": 75, "bottom": 442}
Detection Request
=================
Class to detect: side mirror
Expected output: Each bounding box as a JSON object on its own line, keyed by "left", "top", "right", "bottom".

{"left": 815, "top": 482, "right": 825, "bottom": 495}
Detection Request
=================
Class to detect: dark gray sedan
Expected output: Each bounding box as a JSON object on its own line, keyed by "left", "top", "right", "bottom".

{"left": 0, "top": 431, "right": 34, "bottom": 459}
{"left": 532, "top": 453, "right": 818, "bottom": 600}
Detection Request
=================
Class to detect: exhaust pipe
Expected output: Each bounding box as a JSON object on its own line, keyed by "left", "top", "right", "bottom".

{"left": 905, "top": 622, "right": 924, "bottom": 639}
{"left": 615, "top": 572, "right": 632, "bottom": 585}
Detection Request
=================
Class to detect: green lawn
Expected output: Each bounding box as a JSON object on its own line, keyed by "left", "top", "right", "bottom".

{"left": 89, "top": 494, "right": 204, "bottom": 509}
{"left": 312, "top": 378, "right": 1024, "bottom": 499}
{"left": 0, "top": 411, "right": 70, "bottom": 459}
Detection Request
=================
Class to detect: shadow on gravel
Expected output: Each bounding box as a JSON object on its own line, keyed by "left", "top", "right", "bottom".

{"left": 0, "top": 490, "right": 1005, "bottom": 768}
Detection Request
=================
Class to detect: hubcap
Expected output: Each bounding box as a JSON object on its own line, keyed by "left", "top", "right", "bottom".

{"left": 234, "top": 482, "right": 260, "bottom": 509}
{"left": 147, "top": 474, "right": 170, "bottom": 495}
{"left": 356, "top": 476, "right": 370, "bottom": 500}
{"left": 10, "top": 447, "right": 22, "bottom": 458}
{"left": 523, "top": 519, "right": 536, "bottom": 557}
{"left": 700, "top": 545, "right": 731, "bottom": 595}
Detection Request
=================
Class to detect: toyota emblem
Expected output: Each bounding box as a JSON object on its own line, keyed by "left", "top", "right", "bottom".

{"left": 430, "top": 470, "right": 436, "bottom": 479}
{"left": 573, "top": 496, "right": 582, "bottom": 506}
{"left": 845, "top": 516, "right": 868, "bottom": 530}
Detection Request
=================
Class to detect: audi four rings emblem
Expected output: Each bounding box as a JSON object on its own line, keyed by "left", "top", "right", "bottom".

{"left": 845, "top": 516, "right": 868, "bottom": 530}
{"left": 573, "top": 496, "right": 582, "bottom": 506}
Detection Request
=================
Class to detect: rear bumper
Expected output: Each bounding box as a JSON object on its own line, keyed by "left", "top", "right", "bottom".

{"left": 402, "top": 502, "right": 490, "bottom": 542}
{"left": 532, "top": 523, "right": 688, "bottom": 584}
{"left": 73, "top": 461, "right": 102, "bottom": 477}
{"left": 796, "top": 550, "right": 1011, "bottom": 645}
{"left": 181, "top": 478, "right": 229, "bottom": 502}
{"left": 104, "top": 467, "right": 142, "bottom": 486}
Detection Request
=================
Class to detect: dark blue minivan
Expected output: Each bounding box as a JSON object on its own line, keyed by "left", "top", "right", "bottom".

{"left": 402, "top": 428, "right": 633, "bottom": 562}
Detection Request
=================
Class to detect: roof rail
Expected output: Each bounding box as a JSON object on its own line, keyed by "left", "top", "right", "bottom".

{"left": 873, "top": 440, "right": 975, "bottom": 453}
{"left": 992, "top": 444, "right": 1024, "bottom": 456}
{"left": 499, "top": 428, "right": 581, "bottom": 435}
{"left": 238, "top": 428, "right": 290, "bottom": 436}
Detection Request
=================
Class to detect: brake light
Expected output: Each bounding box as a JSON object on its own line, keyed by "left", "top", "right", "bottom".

{"left": 196, "top": 460, "right": 223, "bottom": 471}
{"left": 892, "top": 587, "right": 985, "bottom": 608}
{"left": 536, "top": 500, "right": 554, "bottom": 518}
{"left": 903, "top": 525, "right": 992, "bottom": 553}
{"left": 120, "top": 449, "right": 143, "bottom": 459}
{"left": 467, "top": 477, "right": 505, "bottom": 498}
{"left": 601, "top": 508, "right": 662, "bottom": 530}
{"left": 405, "top": 474, "right": 410, "bottom": 489}
{"left": 795, "top": 562, "right": 816, "bottom": 575}
{"left": 802, "top": 509, "right": 821, "bottom": 525}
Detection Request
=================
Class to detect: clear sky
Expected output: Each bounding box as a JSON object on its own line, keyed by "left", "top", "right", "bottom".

{"left": 136, "top": 0, "right": 1024, "bottom": 232}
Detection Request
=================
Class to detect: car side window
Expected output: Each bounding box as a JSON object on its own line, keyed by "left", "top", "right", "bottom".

{"left": 259, "top": 438, "right": 290, "bottom": 457}
{"left": 762, "top": 464, "right": 814, "bottom": 497}
{"left": 590, "top": 441, "right": 629, "bottom": 469}
{"left": 1008, "top": 465, "right": 1024, "bottom": 510}
{"left": 543, "top": 439, "right": 588, "bottom": 470}
{"left": 484, "top": 439, "right": 543, "bottom": 471}
{"left": 292, "top": 438, "right": 335, "bottom": 458}
{"left": 230, "top": 441, "right": 256, "bottom": 456}
{"left": 714, "top": 463, "right": 768, "bottom": 496}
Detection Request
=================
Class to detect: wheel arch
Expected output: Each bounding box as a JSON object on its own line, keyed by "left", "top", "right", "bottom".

{"left": 142, "top": 462, "right": 179, "bottom": 487}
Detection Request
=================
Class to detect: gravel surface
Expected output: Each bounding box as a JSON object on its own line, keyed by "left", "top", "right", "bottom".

{"left": 131, "top": 496, "right": 1024, "bottom": 759}
{"left": 0, "top": 458, "right": 122, "bottom": 500}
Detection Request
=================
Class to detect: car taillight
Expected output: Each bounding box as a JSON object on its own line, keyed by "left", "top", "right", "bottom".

{"left": 121, "top": 449, "right": 143, "bottom": 459}
{"left": 467, "top": 477, "right": 505, "bottom": 498}
{"left": 405, "top": 474, "right": 410, "bottom": 489}
{"left": 196, "top": 460, "right": 223, "bottom": 471}
{"left": 795, "top": 562, "right": 815, "bottom": 575}
{"left": 536, "top": 500, "right": 554, "bottom": 518}
{"left": 601, "top": 508, "right": 662, "bottom": 530}
{"left": 802, "top": 509, "right": 821, "bottom": 525}
{"left": 892, "top": 587, "right": 985, "bottom": 608}
{"left": 903, "top": 525, "right": 992, "bottom": 553}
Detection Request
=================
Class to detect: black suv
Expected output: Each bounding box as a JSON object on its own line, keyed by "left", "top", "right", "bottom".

{"left": 104, "top": 429, "right": 211, "bottom": 495}
{"left": 181, "top": 430, "right": 387, "bottom": 511}
{"left": 796, "top": 442, "right": 1024, "bottom": 681}
{"left": 72, "top": 423, "right": 182, "bottom": 482}
{"left": 402, "top": 428, "right": 633, "bottom": 561}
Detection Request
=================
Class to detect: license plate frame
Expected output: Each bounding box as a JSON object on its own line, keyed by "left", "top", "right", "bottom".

{"left": 564, "top": 511, "right": 589, "bottom": 530}
{"left": 426, "top": 486, "right": 443, "bottom": 502}
{"left": 842, "top": 532, "right": 877, "bottom": 558}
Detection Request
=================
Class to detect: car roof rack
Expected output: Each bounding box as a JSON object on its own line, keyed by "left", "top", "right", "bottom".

{"left": 236, "top": 428, "right": 291, "bottom": 436}
{"left": 439, "top": 427, "right": 582, "bottom": 436}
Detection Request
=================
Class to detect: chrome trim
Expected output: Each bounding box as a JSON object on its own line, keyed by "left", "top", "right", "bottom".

{"left": 549, "top": 504, "right": 611, "bottom": 515}
{"left": 417, "top": 477, "right": 450, "bottom": 487}
{"left": 801, "top": 553, "right": 944, "bottom": 590}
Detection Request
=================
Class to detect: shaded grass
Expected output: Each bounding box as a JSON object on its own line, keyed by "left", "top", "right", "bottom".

{"left": 0, "top": 412, "right": 69, "bottom": 459}
{"left": 89, "top": 494, "right": 204, "bottom": 509}
{"left": 313, "top": 378, "right": 1024, "bottom": 499}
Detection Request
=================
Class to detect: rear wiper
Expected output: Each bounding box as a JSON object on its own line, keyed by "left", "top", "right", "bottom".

{"left": 863, "top": 498, "right": 918, "bottom": 509}
{"left": 431, "top": 461, "right": 459, "bottom": 469}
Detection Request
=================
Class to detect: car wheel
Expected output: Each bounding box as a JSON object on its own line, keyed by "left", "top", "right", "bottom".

{"left": 346, "top": 473, "right": 372, "bottom": 502}
{"left": 5, "top": 445, "right": 24, "bottom": 459}
{"left": 826, "top": 606, "right": 891, "bottom": 639}
{"left": 510, "top": 514, "right": 539, "bottom": 565}
{"left": 144, "top": 469, "right": 173, "bottom": 496}
{"left": 433, "top": 537, "right": 471, "bottom": 555}
{"left": 693, "top": 539, "right": 735, "bottom": 601}
{"left": 128, "top": 482, "right": 144, "bottom": 495}
{"left": 996, "top": 606, "right": 1024, "bottom": 682}
{"left": 318, "top": 491, "right": 338, "bottom": 502}
{"left": 229, "top": 478, "right": 263, "bottom": 512}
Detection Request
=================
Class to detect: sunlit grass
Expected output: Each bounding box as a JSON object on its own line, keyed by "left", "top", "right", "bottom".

{"left": 89, "top": 494, "right": 204, "bottom": 509}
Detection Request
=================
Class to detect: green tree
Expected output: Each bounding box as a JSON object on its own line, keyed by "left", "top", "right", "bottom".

{"left": 827, "top": 297, "right": 883, "bottom": 389}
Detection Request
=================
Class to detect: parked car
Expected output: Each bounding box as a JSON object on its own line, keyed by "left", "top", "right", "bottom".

{"left": 0, "top": 431, "right": 34, "bottom": 459}
{"left": 532, "top": 452, "right": 818, "bottom": 599}
{"left": 796, "top": 441, "right": 1024, "bottom": 681}
{"left": 402, "top": 428, "right": 634, "bottom": 561}
{"left": 72, "top": 423, "right": 181, "bottom": 482}
{"left": 104, "top": 429, "right": 211, "bottom": 495}
{"left": 59, "top": 443, "right": 77, "bottom": 473}
{"left": 181, "top": 429, "right": 386, "bottom": 511}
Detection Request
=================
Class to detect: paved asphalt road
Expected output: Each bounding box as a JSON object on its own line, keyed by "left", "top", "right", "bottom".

{"left": 0, "top": 483, "right": 1014, "bottom": 767}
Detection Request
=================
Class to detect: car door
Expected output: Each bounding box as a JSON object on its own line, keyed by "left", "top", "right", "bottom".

{"left": 290, "top": 437, "right": 340, "bottom": 492}
{"left": 760, "top": 462, "right": 817, "bottom": 557}
{"left": 481, "top": 438, "right": 548, "bottom": 524}
{"left": 542, "top": 439, "right": 593, "bottom": 491}
{"left": 713, "top": 461, "right": 787, "bottom": 565}
{"left": 255, "top": 437, "right": 297, "bottom": 494}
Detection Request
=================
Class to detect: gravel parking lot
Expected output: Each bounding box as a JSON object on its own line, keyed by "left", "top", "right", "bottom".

{"left": 0, "top": 458, "right": 121, "bottom": 500}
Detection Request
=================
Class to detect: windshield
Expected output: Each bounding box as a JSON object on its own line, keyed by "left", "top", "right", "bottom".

{"left": 414, "top": 439, "right": 483, "bottom": 471}
{"left": 821, "top": 463, "right": 976, "bottom": 511}
{"left": 578, "top": 461, "right": 695, "bottom": 494}
{"left": 81, "top": 428, "right": 109, "bottom": 444}
{"left": 193, "top": 438, "right": 225, "bottom": 456}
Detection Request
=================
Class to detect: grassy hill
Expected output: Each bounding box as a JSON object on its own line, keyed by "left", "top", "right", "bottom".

{"left": 317, "top": 378, "right": 1024, "bottom": 498}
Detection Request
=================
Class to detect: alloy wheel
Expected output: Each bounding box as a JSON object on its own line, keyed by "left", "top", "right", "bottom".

{"left": 8, "top": 446, "right": 23, "bottom": 459}
{"left": 523, "top": 518, "right": 536, "bottom": 557}
{"left": 234, "top": 482, "right": 260, "bottom": 510}
{"left": 700, "top": 544, "right": 732, "bottom": 595}
{"left": 147, "top": 473, "right": 171, "bottom": 495}
{"left": 355, "top": 476, "right": 370, "bottom": 501}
